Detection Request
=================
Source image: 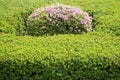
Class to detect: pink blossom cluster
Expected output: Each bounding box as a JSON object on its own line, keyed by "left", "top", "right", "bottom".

{"left": 29, "top": 3, "right": 93, "bottom": 31}
{"left": 30, "top": 8, "right": 41, "bottom": 19}
{"left": 45, "top": 3, "right": 92, "bottom": 31}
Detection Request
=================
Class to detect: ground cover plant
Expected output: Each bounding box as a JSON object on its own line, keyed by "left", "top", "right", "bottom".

{"left": 0, "top": 0, "right": 120, "bottom": 80}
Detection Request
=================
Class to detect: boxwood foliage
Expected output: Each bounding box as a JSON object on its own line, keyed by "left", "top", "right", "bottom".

{"left": 0, "top": 32, "right": 120, "bottom": 80}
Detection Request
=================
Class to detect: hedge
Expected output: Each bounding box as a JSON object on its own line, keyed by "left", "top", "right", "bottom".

{"left": 0, "top": 32, "right": 120, "bottom": 80}
{"left": 0, "top": 0, "right": 120, "bottom": 80}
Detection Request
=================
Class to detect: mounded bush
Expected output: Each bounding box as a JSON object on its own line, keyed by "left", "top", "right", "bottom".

{"left": 27, "top": 3, "right": 93, "bottom": 36}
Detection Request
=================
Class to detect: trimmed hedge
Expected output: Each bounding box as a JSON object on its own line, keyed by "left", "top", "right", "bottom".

{"left": 0, "top": 0, "right": 120, "bottom": 80}
{"left": 0, "top": 32, "right": 120, "bottom": 80}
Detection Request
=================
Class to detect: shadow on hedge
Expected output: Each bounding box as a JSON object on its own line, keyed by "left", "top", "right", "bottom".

{"left": 0, "top": 57, "right": 120, "bottom": 80}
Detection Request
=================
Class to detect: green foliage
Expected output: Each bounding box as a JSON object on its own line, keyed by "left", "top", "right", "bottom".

{"left": 0, "top": 0, "right": 120, "bottom": 35}
{"left": 0, "top": 20, "right": 15, "bottom": 34}
{"left": 0, "top": 0, "right": 120, "bottom": 80}
{"left": 0, "top": 33, "right": 120, "bottom": 80}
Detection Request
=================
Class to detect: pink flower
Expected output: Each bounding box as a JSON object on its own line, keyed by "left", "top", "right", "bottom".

{"left": 89, "top": 16, "right": 93, "bottom": 22}
{"left": 57, "top": 14, "right": 63, "bottom": 18}
{"left": 49, "top": 10, "right": 54, "bottom": 17}
{"left": 63, "top": 16, "right": 68, "bottom": 21}
{"left": 62, "top": 6, "right": 67, "bottom": 11}
{"left": 30, "top": 13, "right": 39, "bottom": 19}
{"left": 45, "top": 6, "right": 52, "bottom": 12}
{"left": 80, "top": 19, "right": 87, "bottom": 25}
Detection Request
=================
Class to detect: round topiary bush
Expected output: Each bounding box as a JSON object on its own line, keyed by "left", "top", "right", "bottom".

{"left": 27, "top": 3, "right": 93, "bottom": 36}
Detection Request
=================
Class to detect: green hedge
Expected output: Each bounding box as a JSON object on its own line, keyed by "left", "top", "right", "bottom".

{"left": 0, "top": 0, "right": 120, "bottom": 36}
{"left": 0, "top": 33, "right": 120, "bottom": 80}
{"left": 0, "top": 0, "right": 120, "bottom": 79}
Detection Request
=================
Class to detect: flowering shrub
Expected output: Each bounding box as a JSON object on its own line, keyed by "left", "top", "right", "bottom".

{"left": 27, "top": 3, "right": 93, "bottom": 36}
